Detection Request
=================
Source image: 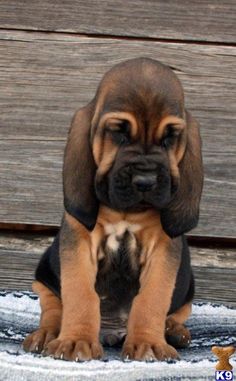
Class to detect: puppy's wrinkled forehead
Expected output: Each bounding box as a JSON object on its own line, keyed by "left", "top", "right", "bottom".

{"left": 94, "top": 58, "right": 184, "bottom": 125}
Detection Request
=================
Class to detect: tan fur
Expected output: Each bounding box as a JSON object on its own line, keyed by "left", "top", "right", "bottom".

{"left": 168, "top": 302, "right": 192, "bottom": 324}
{"left": 122, "top": 231, "right": 181, "bottom": 360}
{"left": 93, "top": 111, "right": 139, "bottom": 172}
{"left": 43, "top": 212, "right": 103, "bottom": 361}
{"left": 155, "top": 115, "right": 185, "bottom": 141}
{"left": 96, "top": 138, "right": 119, "bottom": 177}
{"left": 23, "top": 281, "right": 62, "bottom": 353}
{"left": 94, "top": 112, "right": 187, "bottom": 174}
{"left": 97, "top": 112, "right": 139, "bottom": 138}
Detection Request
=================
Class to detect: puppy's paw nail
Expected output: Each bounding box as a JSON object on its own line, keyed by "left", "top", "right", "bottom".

{"left": 167, "top": 357, "right": 176, "bottom": 363}
{"left": 124, "top": 354, "right": 131, "bottom": 362}
{"left": 60, "top": 353, "right": 64, "bottom": 360}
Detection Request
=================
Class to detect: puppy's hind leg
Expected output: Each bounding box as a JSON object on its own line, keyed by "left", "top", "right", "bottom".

{"left": 165, "top": 302, "right": 192, "bottom": 349}
{"left": 23, "top": 281, "right": 62, "bottom": 354}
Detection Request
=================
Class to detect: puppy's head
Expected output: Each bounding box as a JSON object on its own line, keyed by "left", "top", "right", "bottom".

{"left": 63, "top": 58, "right": 203, "bottom": 237}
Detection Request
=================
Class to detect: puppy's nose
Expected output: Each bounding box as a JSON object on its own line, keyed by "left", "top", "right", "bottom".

{"left": 132, "top": 175, "right": 156, "bottom": 192}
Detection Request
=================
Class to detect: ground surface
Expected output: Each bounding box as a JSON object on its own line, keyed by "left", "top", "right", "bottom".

{"left": 0, "top": 291, "right": 235, "bottom": 381}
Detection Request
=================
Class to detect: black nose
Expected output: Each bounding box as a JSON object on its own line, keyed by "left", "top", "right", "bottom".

{"left": 132, "top": 175, "right": 156, "bottom": 192}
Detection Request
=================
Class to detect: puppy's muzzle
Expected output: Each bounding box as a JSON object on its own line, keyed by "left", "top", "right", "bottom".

{"left": 132, "top": 174, "right": 157, "bottom": 192}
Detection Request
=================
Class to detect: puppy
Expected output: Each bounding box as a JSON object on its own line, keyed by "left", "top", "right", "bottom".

{"left": 23, "top": 57, "right": 203, "bottom": 362}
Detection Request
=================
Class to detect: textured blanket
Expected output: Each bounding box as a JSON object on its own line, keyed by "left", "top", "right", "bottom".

{"left": 0, "top": 291, "right": 235, "bottom": 381}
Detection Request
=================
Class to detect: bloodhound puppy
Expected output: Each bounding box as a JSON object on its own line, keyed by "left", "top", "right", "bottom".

{"left": 23, "top": 57, "right": 203, "bottom": 362}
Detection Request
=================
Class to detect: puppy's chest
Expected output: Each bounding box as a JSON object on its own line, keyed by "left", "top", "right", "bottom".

{"left": 95, "top": 221, "right": 142, "bottom": 309}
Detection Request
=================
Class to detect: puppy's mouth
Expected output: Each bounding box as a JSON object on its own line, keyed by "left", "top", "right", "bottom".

{"left": 95, "top": 166, "right": 172, "bottom": 211}
{"left": 129, "top": 200, "right": 154, "bottom": 213}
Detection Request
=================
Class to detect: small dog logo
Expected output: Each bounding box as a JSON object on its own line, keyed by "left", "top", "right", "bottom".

{"left": 212, "top": 346, "right": 235, "bottom": 381}
{"left": 212, "top": 346, "right": 235, "bottom": 371}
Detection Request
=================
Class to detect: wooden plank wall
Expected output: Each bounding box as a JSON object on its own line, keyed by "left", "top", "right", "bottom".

{"left": 0, "top": 0, "right": 236, "bottom": 239}
{"left": 0, "top": 0, "right": 235, "bottom": 43}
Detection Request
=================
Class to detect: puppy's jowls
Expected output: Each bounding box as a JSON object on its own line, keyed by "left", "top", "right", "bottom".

{"left": 23, "top": 58, "right": 203, "bottom": 362}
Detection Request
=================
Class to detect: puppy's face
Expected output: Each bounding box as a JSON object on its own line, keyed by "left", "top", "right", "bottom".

{"left": 63, "top": 58, "right": 203, "bottom": 237}
{"left": 92, "top": 59, "right": 186, "bottom": 212}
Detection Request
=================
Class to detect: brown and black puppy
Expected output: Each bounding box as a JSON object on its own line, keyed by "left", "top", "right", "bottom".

{"left": 23, "top": 57, "right": 203, "bottom": 362}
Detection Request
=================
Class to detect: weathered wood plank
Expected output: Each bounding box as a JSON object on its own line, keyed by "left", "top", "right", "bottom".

{"left": 0, "top": 0, "right": 235, "bottom": 43}
{"left": 0, "top": 233, "right": 52, "bottom": 290}
{"left": 191, "top": 246, "right": 236, "bottom": 269}
{"left": 0, "top": 233, "right": 235, "bottom": 306}
{"left": 193, "top": 266, "right": 236, "bottom": 307}
{"left": 0, "top": 232, "right": 53, "bottom": 253}
{"left": 0, "top": 31, "right": 235, "bottom": 237}
{"left": 1, "top": 31, "right": 236, "bottom": 141}
{"left": 0, "top": 140, "right": 64, "bottom": 225}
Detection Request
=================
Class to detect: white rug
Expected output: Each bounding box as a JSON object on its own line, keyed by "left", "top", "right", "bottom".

{"left": 0, "top": 291, "right": 235, "bottom": 381}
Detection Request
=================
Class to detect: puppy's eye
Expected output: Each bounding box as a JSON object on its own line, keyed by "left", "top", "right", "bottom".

{"left": 107, "top": 120, "right": 130, "bottom": 146}
{"left": 111, "top": 130, "right": 130, "bottom": 145}
{"left": 161, "top": 124, "right": 181, "bottom": 149}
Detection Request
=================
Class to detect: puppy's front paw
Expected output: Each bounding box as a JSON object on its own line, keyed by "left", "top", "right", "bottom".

{"left": 165, "top": 317, "right": 191, "bottom": 348}
{"left": 23, "top": 328, "right": 58, "bottom": 353}
{"left": 122, "top": 339, "right": 179, "bottom": 362}
{"left": 43, "top": 337, "right": 104, "bottom": 361}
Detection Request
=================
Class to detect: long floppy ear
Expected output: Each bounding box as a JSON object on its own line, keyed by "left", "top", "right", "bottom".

{"left": 161, "top": 111, "right": 204, "bottom": 238}
{"left": 63, "top": 101, "right": 99, "bottom": 231}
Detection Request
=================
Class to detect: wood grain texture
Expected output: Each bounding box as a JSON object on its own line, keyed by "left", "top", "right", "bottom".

{"left": 0, "top": 140, "right": 64, "bottom": 225}
{"left": 191, "top": 246, "right": 235, "bottom": 269}
{"left": 0, "top": 31, "right": 235, "bottom": 237}
{"left": 0, "top": 233, "right": 53, "bottom": 291}
{"left": 1, "top": 32, "right": 236, "bottom": 141}
{"left": 0, "top": 0, "right": 235, "bottom": 43}
{"left": 193, "top": 266, "right": 236, "bottom": 307}
{"left": 0, "top": 233, "right": 235, "bottom": 306}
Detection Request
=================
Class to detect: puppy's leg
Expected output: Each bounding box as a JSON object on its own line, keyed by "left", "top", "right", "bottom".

{"left": 44, "top": 215, "right": 103, "bottom": 361}
{"left": 165, "top": 302, "right": 192, "bottom": 348}
{"left": 122, "top": 236, "right": 181, "bottom": 361}
{"left": 23, "top": 281, "right": 62, "bottom": 353}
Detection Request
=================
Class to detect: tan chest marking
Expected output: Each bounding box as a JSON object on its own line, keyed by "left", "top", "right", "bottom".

{"left": 104, "top": 221, "right": 141, "bottom": 252}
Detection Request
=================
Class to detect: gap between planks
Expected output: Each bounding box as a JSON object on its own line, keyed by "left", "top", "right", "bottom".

{"left": 1, "top": 27, "right": 236, "bottom": 48}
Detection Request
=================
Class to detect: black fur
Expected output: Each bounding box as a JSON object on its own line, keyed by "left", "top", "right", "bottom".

{"left": 63, "top": 198, "right": 97, "bottom": 231}
{"left": 161, "top": 210, "right": 199, "bottom": 239}
{"left": 95, "top": 145, "right": 172, "bottom": 213}
{"left": 35, "top": 233, "right": 61, "bottom": 297}
{"left": 169, "top": 236, "right": 194, "bottom": 313}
